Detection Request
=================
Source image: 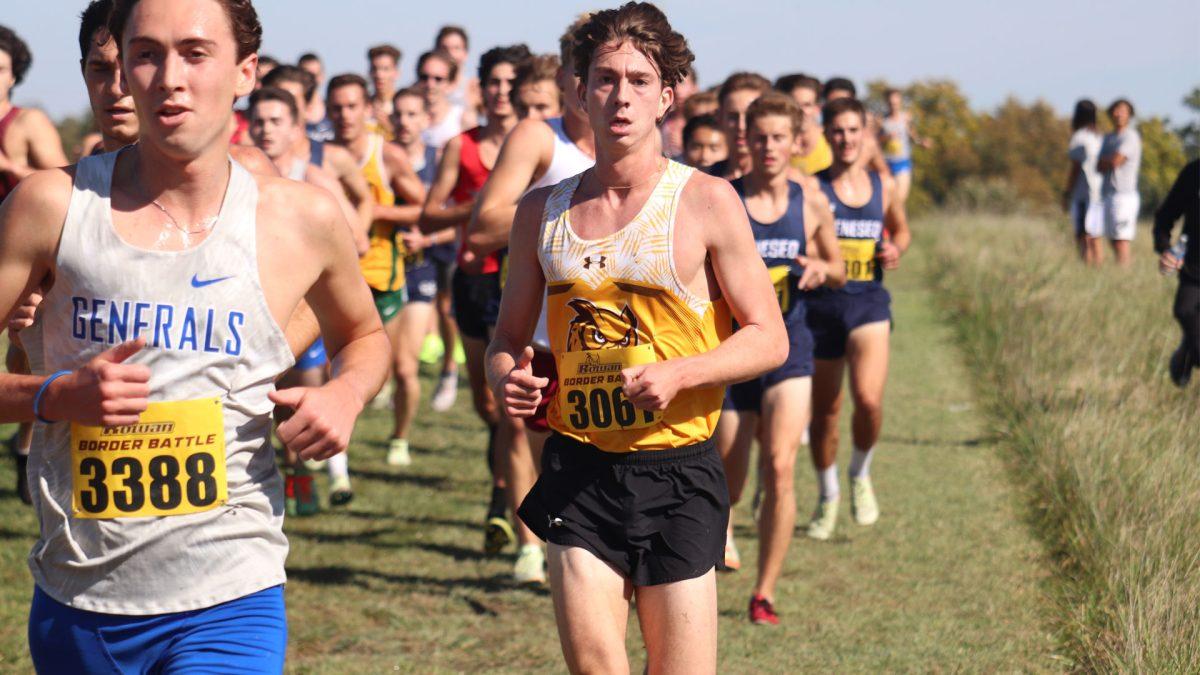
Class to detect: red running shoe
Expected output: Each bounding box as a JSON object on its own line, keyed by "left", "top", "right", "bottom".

{"left": 748, "top": 595, "right": 779, "bottom": 625}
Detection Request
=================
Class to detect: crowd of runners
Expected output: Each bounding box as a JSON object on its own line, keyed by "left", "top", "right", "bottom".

{"left": 0, "top": 0, "right": 1193, "bottom": 672}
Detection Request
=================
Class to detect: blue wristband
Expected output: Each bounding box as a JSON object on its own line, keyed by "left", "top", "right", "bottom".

{"left": 33, "top": 370, "right": 71, "bottom": 424}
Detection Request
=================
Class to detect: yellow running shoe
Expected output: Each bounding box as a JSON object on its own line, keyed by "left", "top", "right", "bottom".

{"left": 805, "top": 497, "right": 839, "bottom": 541}
{"left": 513, "top": 544, "right": 546, "bottom": 585}
{"left": 484, "top": 516, "right": 516, "bottom": 555}
{"left": 851, "top": 476, "right": 879, "bottom": 525}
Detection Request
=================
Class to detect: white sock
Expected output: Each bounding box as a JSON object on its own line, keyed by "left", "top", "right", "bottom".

{"left": 817, "top": 464, "right": 839, "bottom": 501}
{"left": 849, "top": 447, "right": 873, "bottom": 479}
{"left": 327, "top": 452, "right": 349, "bottom": 480}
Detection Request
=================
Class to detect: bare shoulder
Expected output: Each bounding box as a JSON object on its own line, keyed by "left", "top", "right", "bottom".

{"left": 509, "top": 118, "right": 554, "bottom": 146}
{"left": 802, "top": 180, "right": 830, "bottom": 211}
{"left": 0, "top": 167, "right": 75, "bottom": 250}
{"left": 679, "top": 169, "right": 743, "bottom": 218}
{"left": 322, "top": 143, "right": 357, "bottom": 172}
{"left": 255, "top": 174, "right": 342, "bottom": 242}
{"left": 515, "top": 184, "right": 553, "bottom": 222}
{"left": 13, "top": 107, "right": 55, "bottom": 132}
{"left": 231, "top": 145, "right": 278, "bottom": 177}
{"left": 381, "top": 140, "right": 412, "bottom": 167}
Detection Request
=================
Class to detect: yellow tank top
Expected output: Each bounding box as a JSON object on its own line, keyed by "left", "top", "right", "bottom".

{"left": 793, "top": 135, "right": 833, "bottom": 176}
{"left": 357, "top": 134, "right": 405, "bottom": 292}
{"left": 538, "top": 160, "right": 732, "bottom": 452}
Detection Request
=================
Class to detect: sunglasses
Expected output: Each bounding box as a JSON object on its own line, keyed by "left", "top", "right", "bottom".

{"left": 418, "top": 73, "right": 447, "bottom": 83}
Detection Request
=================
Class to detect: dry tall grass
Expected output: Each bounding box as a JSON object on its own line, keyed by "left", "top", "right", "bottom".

{"left": 925, "top": 213, "right": 1200, "bottom": 671}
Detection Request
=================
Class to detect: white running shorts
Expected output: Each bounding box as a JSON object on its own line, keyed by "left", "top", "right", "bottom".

{"left": 1103, "top": 192, "right": 1140, "bottom": 241}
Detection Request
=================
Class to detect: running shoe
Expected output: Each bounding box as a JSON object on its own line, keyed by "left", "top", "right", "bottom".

{"left": 484, "top": 516, "right": 515, "bottom": 555}
{"left": 288, "top": 472, "right": 320, "bottom": 517}
{"left": 748, "top": 595, "right": 779, "bottom": 626}
{"left": 1169, "top": 343, "right": 1193, "bottom": 388}
{"left": 851, "top": 476, "right": 879, "bottom": 525}
{"left": 302, "top": 457, "right": 327, "bottom": 471}
{"left": 387, "top": 438, "right": 413, "bottom": 467}
{"left": 7, "top": 432, "right": 30, "bottom": 505}
{"left": 430, "top": 371, "right": 459, "bottom": 412}
{"left": 328, "top": 474, "right": 353, "bottom": 507}
{"left": 721, "top": 530, "right": 742, "bottom": 572}
{"left": 805, "top": 497, "right": 839, "bottom": 540}
{"left": 513, "top": 544, "right": 546, "bottom": 585}
{"left": 370, "top": 379, "right": 394, "bottom": 411}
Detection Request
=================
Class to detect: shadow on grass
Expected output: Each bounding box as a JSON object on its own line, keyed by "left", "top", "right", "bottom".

{"left": 287, "top": 564, "right": 550, "bottom": 598}
{"left": 350, "top": 469, "right": 451, "bottom": 488}
{"left": 882, "top": 434, "right": 1001, "bottom": 448}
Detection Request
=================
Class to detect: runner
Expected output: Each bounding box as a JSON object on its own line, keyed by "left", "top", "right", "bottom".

{"left": 297, "top": 52, "right": 333, "bottom": 142}
{"left": 328, "top": 72, "right": 427, "bottom": 470}
{"left": 367, "top": 44, "right": 401, "bottom": 138}
{"left": 419, "top": 43, "right": 530, "bottom": 553}
{"left": 417, "top": 49, "right": 472, "bottom": 151}
{"left": 775, "top": 73, "right": 831, "bottom": 175}
{"left": 660, "top": 64, "right": 697, "bottom": 157}
{"left": 1, "top": 1, "right": 389, "bottom": 671}
{"left": 2, "top": 23, "right": 71, "bottom": 504}
{"left": 1154, "top": 159, "right": 1199, "bottom": 387}
{"left": 514, "top": 54, "right": 563, "bottom": 122}
{"left": 464, "top": 15, "right": 595, "bottom": 583}
{"left": 254, "top": 54, "right": 277, "bottom": 90}
{"left": 681, "top": 113, "right": 726, "bottom": 169}
{"left": 1064, "top": 99, "right": 1103, "bottom": 264}
{"left": 715, "top": 92, "right": 844, "bottom": 624}
{"left": 434, "top": 25, "right": 481, "bottom": 125}
{"left": 490, "top": 5, "right": 786, "bottom": 671}
{"left": 249, "top": 85, "right": 368, "bottom": 510}
{"left": 823, "top": 77, "right": 890, "bottom": 176}
{"left": 709, "top": 71, "right": 771, "bottom": 180}
{"left": 1098, "top": 98, "right": 1141, "bottom": 267}
{"left": 879, "top": 88, "right": 928, "bottom": 208}
{"left": 385, "top": 87, "right": 456, "bottom": 466}
{"left": 682, "top": 89, "right": 718, "bottom": 120}
{"left": 805, "top": 96, "right": 910, "bottom": 541}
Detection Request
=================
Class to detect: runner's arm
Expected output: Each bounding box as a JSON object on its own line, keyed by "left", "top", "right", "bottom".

{"left": 465, "top": 120, "right": 549, "bottom": 256}
{"left": 486, "top": 189, "right": 549, "bottom": 416}
{"left": 805, "top": 190, "right": 846, "bottom": 289}
{"left": 326, "top": 145, "right": 375, "bottom": 242}
{"left": 882, "top": 174, "right": 911, "bottom": 255}
{"left": 24, "top": 109, "right": 69, "bottom": 172}
{"left": 418, "top": 136, "right": 473, "bottom": 234}
{"left": 371, "top": 142, "right": 425, "bottom": 226}
{"left": 1153, "top": 161, "right": 1197, "bottom": 254}
{"left": 305, "top": 163, "right": 369, "bottom": 255}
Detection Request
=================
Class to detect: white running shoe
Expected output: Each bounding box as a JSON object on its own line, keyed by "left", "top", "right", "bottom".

{"left": 805, "top": 497, "right": 839, "bottom": 541}
{"left": 430, "top": 372, "right": 459, "bottom": 412}
{"left": 850, "top": 476, "right": 879, "bottom": 525}
{"left": 513, "top": 544, "right": 546, "bottom": 585}
{"left": 387, "top": 438, "right": 412, "bottom": 467}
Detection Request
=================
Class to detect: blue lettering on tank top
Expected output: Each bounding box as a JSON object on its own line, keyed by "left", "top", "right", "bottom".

{"left": 70, "top": 296, "right": 246, "bottom": 356}
{"left": 731, "top": 178, "right": 808, "bottom": 322}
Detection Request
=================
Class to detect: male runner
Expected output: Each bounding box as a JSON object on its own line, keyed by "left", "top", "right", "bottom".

{"left": 298, "top": 52, "right": 332, "bottom": 142}
{"left": 681, "top": 113, "right": 726, "bottom": 169}
{"left": 465, "top": 17, "right": 595, "bottom": 583}
{"left": 682, "top": 89, "right": 718, "bottom": 121}
{"left": 434, "top": 25, "right": 481, "bottom": 125}
{"left": 328, "top": 72, "right": 426, "bottom": 468}
{"left": 709, "top": 72, "right": 771, "bottom": 180}
{"left": 823, "top": 77, "right": 890, "bottom": 176}
{"left": 420, "top": 43, "right": 529, "bottom": 549}
{"left": 775, "top": 73, "right": 831, "bottom": 175}
{"left": 417, "top": 49, "right": 471, "bottom": 151}
{"left": 382, "top": 87, "right": 455, "bottom": 466}
{"left": 0, "top": 1, "right": 388, "bottom": 671}
{"left": 1, "top": 24, "right": 75, "bottom": 502}
{"left": 660, "top": 64, "right": 696, "bottom": 157}
{"left": 367, "top": 44, "right": 401, "bottom": 138}
{"left": 805, "top": 97, "right": 910, "bottom": 540}
{"left": 715, "top": 93, "right": 844, "bottom": 624}
{"left": 490, "top": 5, "right": 786, "bottom": 671}
{"left": 879, "top": 88, "right": 928, "bottom": 209}
{"left": 514, "top": 54, "right": 563, "bottom": 122}
{"left": 1154, "top": 159, "right": 1199, "bottom": 387}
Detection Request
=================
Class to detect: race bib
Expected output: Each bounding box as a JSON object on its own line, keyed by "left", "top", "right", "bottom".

{"left": 557, "top": 343, "right": 662, "bottom": 433}
{"left": 769, "top": 265, "right": 792, "bottom": 311}
{"left": 71, "top": 397, "right": 228, "bottom": 519}
{"left": 839, "top": 239, "right": 878, "bottom": 283}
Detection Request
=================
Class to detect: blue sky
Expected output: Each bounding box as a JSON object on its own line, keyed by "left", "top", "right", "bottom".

{"left": 5, "top": 0, "right": 1198, "bottom": 122}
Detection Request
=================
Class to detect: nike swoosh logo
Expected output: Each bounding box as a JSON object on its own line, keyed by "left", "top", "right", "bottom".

{"left": 191, "top": 274, "right": 234, "bottom": 288}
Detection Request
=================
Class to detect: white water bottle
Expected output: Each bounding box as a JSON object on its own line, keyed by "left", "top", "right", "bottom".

{"left": 1164, "top": 234, "right": 1188, "bottom": 275}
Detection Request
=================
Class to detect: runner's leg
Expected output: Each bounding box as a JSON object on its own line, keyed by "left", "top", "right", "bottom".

{"left": 754, "top": 377, "right": 810, "bottom": 602}
{"left": 636, "top": 571, "right": 719, "bottom": 675}
{"left": 548, "top": 543, "right": 633, "bottom": 675}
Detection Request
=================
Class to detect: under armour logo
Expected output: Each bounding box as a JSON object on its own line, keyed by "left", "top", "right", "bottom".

{"left": 582, "top": 256, "right": 607, "bottom": 269}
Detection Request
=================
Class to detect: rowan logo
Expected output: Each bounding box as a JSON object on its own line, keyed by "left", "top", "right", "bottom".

{"left": 582, "top": 255, "right": 607, "bottom": 269}
{"left": 577, "top": 353, "right": 622, "bottom": 374}
{"left": 101, "top": 422, "right": 175, "bottom": 436}
{"left": 565, "top": 298, "right": 640, "bottom": 352}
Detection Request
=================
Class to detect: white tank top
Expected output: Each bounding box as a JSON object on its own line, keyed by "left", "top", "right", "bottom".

{"left": 525, "top": 117, "right": 594, "bottom": 349}
{"left": 23, "top": 151, "right": 294, "bottom": 614}
{"left": 422, "top": 103, "right": 464, "bottom": 150}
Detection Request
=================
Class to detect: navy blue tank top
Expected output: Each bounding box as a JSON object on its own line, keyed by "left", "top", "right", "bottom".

{"left": 308, "top": 139, "right": 325, "bottom": 167}
{"left": 732, "top": 178, "right": 808, "bottom": 323}
{"left": 816, "top": 169, "right": 884, "bottom": 293}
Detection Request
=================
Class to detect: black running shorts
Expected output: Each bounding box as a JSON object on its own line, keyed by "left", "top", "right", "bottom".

{"left": 518, "top": 433, "right": 729, "bottom": 586}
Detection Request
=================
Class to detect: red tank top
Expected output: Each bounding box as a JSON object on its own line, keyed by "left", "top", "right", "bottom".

{"left": 0, "top": 107, "right": 23, "bottom": 201}
{"left": 452, "top": 127, "right": 499, "bottom": 273}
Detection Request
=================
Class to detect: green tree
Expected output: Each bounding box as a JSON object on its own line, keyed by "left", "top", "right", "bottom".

{"left": 904, "top": 80, "right": 981, "bottom": 214}
{"left": 1137, "top": 116, "right": 1187, "bottom": 215}
{"left": 54, "top": 109, "right": 95, "bottom": 160}
{"left": 1177, "top": 86, "right": 1200, "bottom": 160}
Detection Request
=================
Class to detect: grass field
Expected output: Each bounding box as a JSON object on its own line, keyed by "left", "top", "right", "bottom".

{"left": 14, "top": 211, "right": 1190, "bottom": 671}
{"left": 924, "top": 213, "right": 1200, "bottom": 672}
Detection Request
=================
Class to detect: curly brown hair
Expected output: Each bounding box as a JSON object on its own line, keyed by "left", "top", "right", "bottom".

{"left": 109, "top": 0, "right": 262, "bottom": 62}
{"left": 0, "top": 25, "right": 32, "bottom": 87}
{"left": 571, "top": 2, "right": 694, "bottom": 89}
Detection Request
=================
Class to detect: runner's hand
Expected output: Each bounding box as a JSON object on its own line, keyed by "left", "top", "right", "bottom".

{"left": 42, "top": 338, "right": 151, "bottom": 427}
{"left": 622, "top": 361, "right": 681, "bottom": 411}
{"left": 876, "top": 241, "right": 901, "bottom": 270}
{"left": 7, "top": 290, "right": 43, "bottom": 349}
{"left": 400, "top": 228, "right": 428, "bottom": 253}
{"left": 795, "top": 255, "right": 829, "bottom": 290}
{"left": 458, "top": 249, "right": 486, "bottom": 275}
{"left": 498, "top": 346, "right": 548, "bottom": 418}
{"left": 1159, "top": 250, "right": 1184, "bottom": 275}
{"left": 269, "top": 379, "right": 363, "bottom": 461}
